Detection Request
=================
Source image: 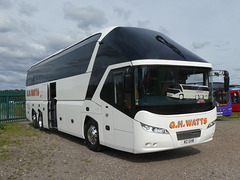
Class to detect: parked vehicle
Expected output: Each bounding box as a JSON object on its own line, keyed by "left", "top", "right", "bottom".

{"left": 230, "top": 88, "right": 240, "bottom": 111}
{"left": 26, "top": 27, "right": 218, "bottom": 153}
{"left": 212, "top": 70, "right": 232, "bottom": 116}
{"left": 167, "top": 84, "right": 209, "bottom": 100}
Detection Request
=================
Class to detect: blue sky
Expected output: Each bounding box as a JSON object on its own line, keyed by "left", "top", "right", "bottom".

{"left": 0, "top": 0, "right": 240, "bottom": 89}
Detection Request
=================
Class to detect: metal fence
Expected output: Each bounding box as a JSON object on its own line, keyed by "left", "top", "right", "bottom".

{"left": 0, "top": 90, "right": 26, "bottom": 122}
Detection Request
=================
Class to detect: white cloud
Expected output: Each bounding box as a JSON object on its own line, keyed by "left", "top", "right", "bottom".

{"left": 137, "top": 20, "right": 151, "bottom": 28}
{"left": 0, "top": 0, "right": 13, "bottom": 9}
{"left": 35, "top": 33, "right": 80, "bottom": 55}
{"left": 158, "top": 26, "right": 171, "bottom": 36}
{"left": 63, "top": 3, "right": 107, "bottom": 30}
{"left": 113, "top": 6, "right": 132, "bottom": 20}
{"left": 0, "top": 71, "right": 26, "bottom": 90}
{"left": 18, "top": 1, "right": 38, "bottom": 17}
{"left": 0, "top": 13, "right": 16, "bottom": 32}
{"left": 0, "top": 35, "right": 46, "bottom": 60}
{"left": 213, "top": 41, "right": 231, "bottom": 51}
{"left": 0, "top": 47, "right": 26, "bottom": 58}
{"left": 192, "top": 41, "right": 210, "bottom": 50}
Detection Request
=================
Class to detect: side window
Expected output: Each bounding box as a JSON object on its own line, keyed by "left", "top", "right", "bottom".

{"left": 231, "top": 92, "right": 240, "bottom": 104}
{"left": 113, "top": 72, "right": 124, "bottom": 106}
{"left": 100, "top": 68, "right": 132, "bottom": 115}
{"left": 26, "top": 34, "right": 101, "bottom": 86}
{"left": 100, "top": 71, "right": 115, "bottom": 105}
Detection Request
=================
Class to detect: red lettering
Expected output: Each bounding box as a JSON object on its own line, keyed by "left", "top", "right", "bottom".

{"left": 27, "top": 88, "right": 39, "bottom": 96}
{"left": 31, "top": 89, "right": 34, "bottom": 96}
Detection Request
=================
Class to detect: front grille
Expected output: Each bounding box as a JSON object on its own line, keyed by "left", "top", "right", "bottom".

{"left": 177, "top": 129, "right": 201, "bottom": 140}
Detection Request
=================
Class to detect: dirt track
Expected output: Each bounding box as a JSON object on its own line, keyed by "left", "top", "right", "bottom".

{"left": 0, "top": 118, "right": 240, "bottom": 180}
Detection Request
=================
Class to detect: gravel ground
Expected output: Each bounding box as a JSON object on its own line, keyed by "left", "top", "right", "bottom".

{"left": 0, "top": 118, "right": 240, "bottom": 180}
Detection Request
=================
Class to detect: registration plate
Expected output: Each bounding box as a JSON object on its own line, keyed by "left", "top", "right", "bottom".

{"left": 181, "top": 138, "right": 195, "bottom": 145}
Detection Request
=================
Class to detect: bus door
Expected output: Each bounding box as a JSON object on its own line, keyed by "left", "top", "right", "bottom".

{"left": 102, "top": 101, "right": 114, "bottom": 146}
{"left": 49, "top": 82, "right": 57, "bottom": 128}
{"left": 101, "top": 69, "right": 134, "bottom": 151}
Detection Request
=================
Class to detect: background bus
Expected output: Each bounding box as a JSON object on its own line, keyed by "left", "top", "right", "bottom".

{"left": 212, "top": 70, "right": 231, "bottom": 116}
{"left": 230, "top": 88, "right": 240, "bottom": 111}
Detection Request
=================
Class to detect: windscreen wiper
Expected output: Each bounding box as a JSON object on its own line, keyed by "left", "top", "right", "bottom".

{"left": 156, "top": 35, "right": 186, "bottom": 60}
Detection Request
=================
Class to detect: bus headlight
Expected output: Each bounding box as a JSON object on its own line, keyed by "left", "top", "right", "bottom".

{"left": 207, "top": 121, "right": 216, "bottom": 128}
{"left": 141, "top": 123, "right": 169, "bottom": 134}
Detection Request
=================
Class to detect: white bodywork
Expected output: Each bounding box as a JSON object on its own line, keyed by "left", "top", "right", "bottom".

{"left": 26, "top": 27, "right": 216, "bottom": 154}
{"left": 133, "top": 108, "right": 216, "bottom": 153}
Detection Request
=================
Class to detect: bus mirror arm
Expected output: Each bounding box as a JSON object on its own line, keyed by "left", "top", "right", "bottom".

{"left": 124, "top": 68, "right": 134, "bottom": 93}
{"left": 224, "top": 70, "right": 229, "bottom": 92}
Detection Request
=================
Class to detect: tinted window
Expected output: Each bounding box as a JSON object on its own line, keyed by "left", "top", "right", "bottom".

{"left": 26, "top": 34, "right": 101, "bottom": 86}
{"left": 86, "top": 44, "right": 127, "bottom": 99}
{"left": 135, "top": 66, "right": 213, "bottom": 115}
{"left": 231, "top": 92, "right": 240, "bottom": 104}
{"left": 96, "top": 27, "right": 207, "bottom": 62}
{"left": 86, "top": 27, "right": 208, "bottom": 99}
{"left": 100, "top": 68, "right": 132, "bottom": 115}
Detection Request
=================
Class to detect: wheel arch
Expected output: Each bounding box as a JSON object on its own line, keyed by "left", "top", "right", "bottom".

{"left": 83, "top": 116, "right": 98, "bottom": 139}
{"left": 84, "top": 115, "right": 103, "bottom": 151}
{"left": 38, "top": 109, "right": 42, "bottom": 115}
{"left": 32, "top": 108, "right": 37, "bottom": 118}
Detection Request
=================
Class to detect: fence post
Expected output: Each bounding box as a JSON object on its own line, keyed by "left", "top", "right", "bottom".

{"left": 6, "top": 95, "right": 9, "bottom": 120}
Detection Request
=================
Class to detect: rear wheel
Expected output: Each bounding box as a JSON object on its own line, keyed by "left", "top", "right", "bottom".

{"left": 85, "top": 119, "right": 101, "bottom": 151}
{"left": 38, "top": 113, "right": 44, "bottom": 131}
{"left": 32, "top": 110, "right": 38, "bottom": 128}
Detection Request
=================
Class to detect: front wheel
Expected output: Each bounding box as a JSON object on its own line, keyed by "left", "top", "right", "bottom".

{"left": 179, "top": 94, "right": 184, "bottom": 100}
{"left": 85, "top": 119, "right": 101, "bottom": 151}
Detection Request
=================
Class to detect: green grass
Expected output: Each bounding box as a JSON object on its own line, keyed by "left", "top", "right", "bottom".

{"left": 0, "top": 123, "right": 28, "bottom": 147}
{"left": 0, "top": 123, "right": 7, "bottom": 130}
{"left": 218, "top": 111, "right": 240, "bottom": 119}
{"left": 0, "top": 122, "right": 60, "bottom": 179}
{"left": 0, "top": 122, "right": 38, "bottom": 158}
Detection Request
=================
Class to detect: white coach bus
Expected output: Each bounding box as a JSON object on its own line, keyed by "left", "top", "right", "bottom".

{"left": 26, "top": 27, "right": 217, "bottom": 154}
{"left": 167, "top": 84, "right": 209, "bottom": 100}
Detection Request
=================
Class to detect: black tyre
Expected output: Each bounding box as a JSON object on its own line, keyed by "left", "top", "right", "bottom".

{"left": 38, "top": 113, "right": 44, "bottom": 131}
{"left": 85, "top": 119, "right": 101, "bottom": 151}
{"left": 32, "top": 110, "right": 38, "bottom": 129}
